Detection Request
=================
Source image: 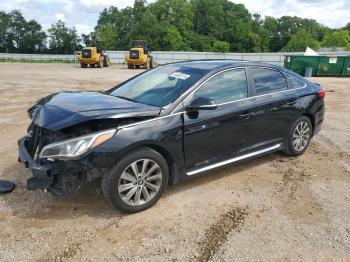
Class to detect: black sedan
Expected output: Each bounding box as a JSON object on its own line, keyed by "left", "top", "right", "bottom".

{"left": 18, "top": 60, "right": 325, "bottom": 213}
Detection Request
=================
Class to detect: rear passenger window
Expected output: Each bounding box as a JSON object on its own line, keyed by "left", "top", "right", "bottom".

{"left": 251, "top": 68, "right": 288, "bottom": 95}
{"left": 285, "top": 74, "right": 306, "bottom": 89}
{"left": 192, "top": 69, "right": 248, "bottom": 104}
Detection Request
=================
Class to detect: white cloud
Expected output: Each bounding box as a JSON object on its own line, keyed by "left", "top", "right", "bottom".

{"left": 75, "top": 24, "right": 94, "bottom": 34}
{"left": 63, "top": 3, "right": 74, "bottom": 14}
{"left": 55, "top": 12, "right": 65, "bottom": 21}
{"left": 231, "top": 0, "right": 349, "bottom": 28}
{"left": 79, "top": 0, "right": 133, "bottom": 12}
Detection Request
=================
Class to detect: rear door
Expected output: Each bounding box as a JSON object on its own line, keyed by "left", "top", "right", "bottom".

{"left": 182, "top": 68, "right": 257, "bottom": 171}
{"left": 247, "top": 67, "right": 300, "bottom": 149}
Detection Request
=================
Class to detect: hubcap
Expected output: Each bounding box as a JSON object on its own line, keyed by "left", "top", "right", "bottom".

{"left": 118, "top": 159, "right": 162, "bottom": 206}
{"left": 292, "top": 121, "right": 310, "bottom": 152}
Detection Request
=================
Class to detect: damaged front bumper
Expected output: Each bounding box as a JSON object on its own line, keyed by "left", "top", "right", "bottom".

{"left": 18, "top": 137, "right": 61, "bottom": 191}
{"left": 18, "top": 136, "right": 85, "bottom": 196}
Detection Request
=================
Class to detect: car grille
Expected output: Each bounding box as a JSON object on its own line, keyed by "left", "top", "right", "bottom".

{"left": 82, "top": 49, "right": 91, "bottom": 58}
{"left": 130, "top": 50, "right": 139, "bottom": 59}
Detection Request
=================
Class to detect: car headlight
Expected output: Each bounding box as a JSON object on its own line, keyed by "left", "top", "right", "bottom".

{"left": 39, "top": 129, "right": 116, "bottom": 160}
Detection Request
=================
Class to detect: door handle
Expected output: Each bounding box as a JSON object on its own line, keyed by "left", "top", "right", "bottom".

{"left": 240, "top": 112, "right": 255, "bottom": 119}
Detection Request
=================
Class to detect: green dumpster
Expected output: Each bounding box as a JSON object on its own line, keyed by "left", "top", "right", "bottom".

{"left": 317, "top": 56, "right": 345, "bottom": 76}
{"left": 284, "top": 55, "right": 350, "bottom": 76}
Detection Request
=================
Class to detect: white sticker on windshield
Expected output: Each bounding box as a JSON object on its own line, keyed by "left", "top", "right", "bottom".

{"left": 170, "top": 72, "right": 191, "bottom": 80}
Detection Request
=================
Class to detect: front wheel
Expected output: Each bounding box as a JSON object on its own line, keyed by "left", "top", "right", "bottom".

{"left": 103, "top": 55, "right": 110, "bottom": 67}
{"left": 143, "top": 57, "right": 149, "bottom": 69}
{"left": 149, "top": 56, "right": 154, "bottom": 68}
{"left": 97, "top": 57, "right": 103, "bottom": 68}
{"left": 283, "top": 116, "right": 312, "bottom": 156}
{"left": 101, "top": 148, "right": 169, "bottom": 213}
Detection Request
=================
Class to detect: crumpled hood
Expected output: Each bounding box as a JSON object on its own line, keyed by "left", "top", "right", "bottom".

{"left": 28, "top": 91, "right": 161, "bottom": 131}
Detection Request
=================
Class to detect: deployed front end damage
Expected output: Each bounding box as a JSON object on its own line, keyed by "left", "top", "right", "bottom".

{"left": 18, "top": 125, "right": 115, "bottom": 196}
{"left": 18, "top": 91, "right": 160, "bottom": 196}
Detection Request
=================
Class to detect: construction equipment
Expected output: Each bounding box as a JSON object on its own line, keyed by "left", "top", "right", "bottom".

{"left": 125, "top": 40, "right": 154, "bottom": 69}
{"left": 78, "top": 41, "right": 110, "bottom": 68}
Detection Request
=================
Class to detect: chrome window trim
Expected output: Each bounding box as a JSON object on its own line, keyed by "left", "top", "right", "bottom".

{"left": 174, "top": 82, "right": 307, "bottom": 112}
{"left": 171, "top": 67, "right": 247, "bottom": 114}
{"left": 186, "top": 143, "right": 282, "bottom": 176}
{"left": 171, "top": 66, "right": 307, "bottom": 114}
{"left": 249, "top": 66, "right": 289, "bottom": 96}
{"left": 283, "top": 72, "right": 308, "bottom": 89}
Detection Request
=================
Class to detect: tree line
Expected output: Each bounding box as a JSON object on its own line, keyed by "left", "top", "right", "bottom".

{"left": 1, "top": 0, "right": 350, "bottom": 54}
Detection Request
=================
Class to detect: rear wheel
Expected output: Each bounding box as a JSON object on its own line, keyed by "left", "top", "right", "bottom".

{"left": 283, "top": 116, "right": 312, "bottom": 156}
{"left": 90, "top": 63, "right": 95, "bottom": 68}
{"left": 128, "top": 64, "right": 134, "bottom": 69}
{"left": 135, "top": 65, "right": 140, "bottom": 69}
{"left": 101, "top": 147, "right": 169, "bottom": 213}
{"left": 80, "top": 63, "right": 87, "bottom": 68}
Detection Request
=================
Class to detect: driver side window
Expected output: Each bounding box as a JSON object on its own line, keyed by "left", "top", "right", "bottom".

{"left": 192, "top": 68, "right": 248, "bottom": 104}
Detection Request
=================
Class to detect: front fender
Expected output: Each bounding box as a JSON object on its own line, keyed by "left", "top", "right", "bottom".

{"left": 83, "top": 113, "right": 185, "bottom": 184}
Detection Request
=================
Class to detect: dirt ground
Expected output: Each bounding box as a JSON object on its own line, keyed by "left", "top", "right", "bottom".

{"left": 0, "top": 63, "right": 349, "bottom": 262}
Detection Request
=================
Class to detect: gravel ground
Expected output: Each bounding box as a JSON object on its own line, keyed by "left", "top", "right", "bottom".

{"left": 0, "top": 63, "right": 349, "bottom": 261}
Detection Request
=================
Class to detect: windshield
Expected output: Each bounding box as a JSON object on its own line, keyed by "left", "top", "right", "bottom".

{"left": 109, "top": 65, "right": 208, "bottom": 107}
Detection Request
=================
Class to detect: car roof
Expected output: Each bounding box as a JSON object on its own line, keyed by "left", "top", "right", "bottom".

{"left": 167, "top": 60, "right": 282, "bottom": 71}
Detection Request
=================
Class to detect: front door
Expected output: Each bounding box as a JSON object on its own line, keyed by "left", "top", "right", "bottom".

{"left": 182, "top": 68, "right": 256, "bottom": 171}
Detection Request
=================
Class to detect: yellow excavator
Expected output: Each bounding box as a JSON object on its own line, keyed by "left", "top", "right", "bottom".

{"left": 125, "top": 40, "right": 154, "bottom": 69}
{"left": 78, "top": 41, "right": 111, "bottom": 68}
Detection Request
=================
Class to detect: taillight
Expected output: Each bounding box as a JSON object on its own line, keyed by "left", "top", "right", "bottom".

{"left": 318, "top": 88, "right": 325, "bottom": 98}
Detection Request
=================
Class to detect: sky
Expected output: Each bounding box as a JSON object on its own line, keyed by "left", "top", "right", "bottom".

{"left": 0, "top": 0, "right": 349, "bottom": 35}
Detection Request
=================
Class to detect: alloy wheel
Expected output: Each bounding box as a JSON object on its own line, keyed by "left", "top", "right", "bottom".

{"left": 118, "top": 159, "right": 162, "bottom": 206}
{"left": 292, "top": 121, "right": 311, "bottom": 152}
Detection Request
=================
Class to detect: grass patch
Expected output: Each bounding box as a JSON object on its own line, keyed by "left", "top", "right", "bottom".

{"left": 0, "top": 58, "right": 76, "bottom": 64}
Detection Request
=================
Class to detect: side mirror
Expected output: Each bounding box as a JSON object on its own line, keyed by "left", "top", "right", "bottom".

{"left": 185, "top": 97, "right": 217, "bottom": 111}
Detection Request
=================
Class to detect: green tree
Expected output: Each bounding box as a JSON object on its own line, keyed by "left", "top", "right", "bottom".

{"left": 21, "top": 20, "right": 47, "bottom": 52}
{"left": 212, "top": 40, "right": 230, "bottom": 52}
{"left": 266, "top": 16, "right": 328, "bottom": 51}
{"left": 95, "top": 23, "right": 118, "bottom": 50}
{"left": 191, "top": 0, "right": 268, "bottom": 52}
{"left": 0, "top": 10, "right": 46, "bottom": 53}
{"left": 0, "top": 11, "right": 11, "bottom": 52}
{"left": 48, "top": 20, "right": 81, "bottom": 54}
{"left": 8, "top": 10, "right": 27, "bottom": 51}
{"left": 282, "top": 29, "right": 320, "bottom": 52}
{"left": 322, "top": 30, "right": 350, "bottom": 50}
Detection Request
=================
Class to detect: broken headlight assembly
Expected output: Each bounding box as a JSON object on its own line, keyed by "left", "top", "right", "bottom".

{"left": 39, "top": 129, "right": 116, "bottom": 160}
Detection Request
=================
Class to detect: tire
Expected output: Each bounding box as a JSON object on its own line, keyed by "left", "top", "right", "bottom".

{"left": 135, "top": 65, "right": 140, "bottom": 69}
{"left": 128, "top": 64, "right": 134, "bottom": 69}
{"left": 103, "top": 55, "right": 110, "bottom": 67}
{"left": 97, "top": 57, "right": 103, "bottom": 68}
{"left": 80, "top": 63, "right": 87, "bottom": 68}
{"left": 101, "top": 147, "right": 169, "bottom": 213}
{"left": 143, "top": 57, "right": 149, "bottom": 69}
{"left": 149, "top": 56, "right": 154, "bottom": 68}
{"left": 90, "top": 63, "right": 95, "bottom": 68}
{"left": 283, "top": 116, "right": 313, "bottom": 156}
